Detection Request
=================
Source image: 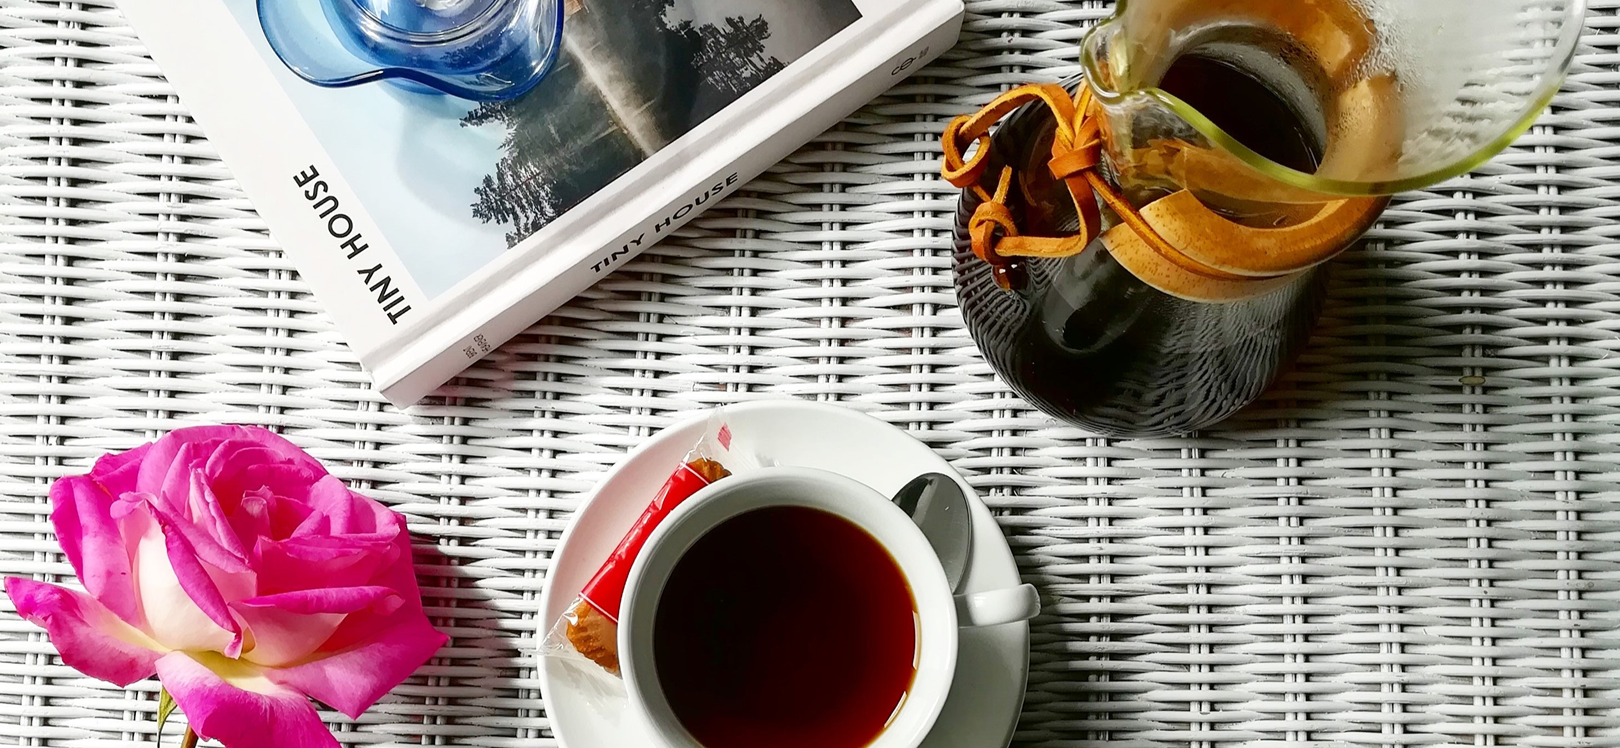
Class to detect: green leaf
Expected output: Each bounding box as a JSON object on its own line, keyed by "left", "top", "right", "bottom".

{"left": 156, "top": 688, "right": 176, "bottom": 743}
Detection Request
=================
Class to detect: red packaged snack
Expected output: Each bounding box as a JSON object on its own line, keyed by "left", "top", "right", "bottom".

{"left": 544, "top": 411, "right": 751, "bottom": 676}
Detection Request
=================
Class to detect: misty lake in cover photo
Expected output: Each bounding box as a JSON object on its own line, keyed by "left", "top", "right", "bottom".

{"left": 465, "top": 0, "right": 862, "bottom": 245}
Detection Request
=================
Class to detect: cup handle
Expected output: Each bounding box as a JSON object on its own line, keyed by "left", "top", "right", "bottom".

{"left": 954, "top": 584, "right": 1040, "bottom": 628}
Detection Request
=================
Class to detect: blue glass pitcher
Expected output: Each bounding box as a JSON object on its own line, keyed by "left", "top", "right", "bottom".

{"left": 258, "top": 0, "right": 563, "bottom": 102}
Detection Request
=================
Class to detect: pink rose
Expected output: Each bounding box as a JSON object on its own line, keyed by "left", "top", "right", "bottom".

{"left": 4, "top": 426, "right": 447, "bottom": 748}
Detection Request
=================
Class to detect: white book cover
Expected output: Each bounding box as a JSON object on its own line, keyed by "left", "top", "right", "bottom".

{"left": 113, "top": 0, "right": 964, "bottom": 405}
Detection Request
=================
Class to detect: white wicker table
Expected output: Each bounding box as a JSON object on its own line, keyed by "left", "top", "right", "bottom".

{"left": 4, "top": 1, "right": 1620, "bottom": 746}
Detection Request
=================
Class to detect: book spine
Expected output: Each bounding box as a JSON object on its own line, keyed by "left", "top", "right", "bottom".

{"left": 377, "top": 3, "right": 965, "bottom": 405}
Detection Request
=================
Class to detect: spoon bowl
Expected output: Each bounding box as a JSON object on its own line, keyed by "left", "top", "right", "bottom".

{"left": 893, "top": 472, "right": 973, "bottom": 592}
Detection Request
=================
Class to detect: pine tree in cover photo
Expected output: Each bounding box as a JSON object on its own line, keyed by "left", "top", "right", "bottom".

{"left": 465, "top": 0, "right": 860, "bottom": 245}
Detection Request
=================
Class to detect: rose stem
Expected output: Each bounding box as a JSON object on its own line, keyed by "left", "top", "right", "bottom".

{"left": 180, "top": 727, "right": 198, "bottom": 748}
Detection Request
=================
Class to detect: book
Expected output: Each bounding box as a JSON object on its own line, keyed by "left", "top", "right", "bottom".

{"left": 114, "top": 0, "right": 965, "bottom": 405}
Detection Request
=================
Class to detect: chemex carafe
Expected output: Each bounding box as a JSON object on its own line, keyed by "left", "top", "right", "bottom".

{"left": 945, "top": 0, "right": 1586, "bottom": 436}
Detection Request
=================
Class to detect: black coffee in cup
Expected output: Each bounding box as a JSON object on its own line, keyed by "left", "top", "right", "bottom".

{"left": 652, "top": 505, "right": 918, "bottom": 748}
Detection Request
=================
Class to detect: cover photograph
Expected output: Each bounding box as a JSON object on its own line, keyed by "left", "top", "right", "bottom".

{"left": 229, "top": 0, "right": 861, "bottom": 303}
{"left": 114, "top": 0, "right": 964, "bottom": 403}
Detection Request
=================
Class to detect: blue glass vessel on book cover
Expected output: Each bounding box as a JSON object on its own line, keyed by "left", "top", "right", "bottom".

{"left": 234, "top": 0, "right": 861, "bottom": 297}
{"left": 258, "top": 0, "right": 564, "bottom": 102}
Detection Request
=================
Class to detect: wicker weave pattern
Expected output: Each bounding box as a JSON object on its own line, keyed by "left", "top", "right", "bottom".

{"left": 2, "top": 1, "right": 1619, "bottom": 745}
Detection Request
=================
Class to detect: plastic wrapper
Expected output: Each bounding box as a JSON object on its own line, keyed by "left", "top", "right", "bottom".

{"left": 542, "top": 410, "right": 755, "bottom": 679}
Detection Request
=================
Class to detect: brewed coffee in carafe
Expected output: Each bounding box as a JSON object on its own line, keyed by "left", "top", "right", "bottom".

{"left": 946, "top": 0, "right": 1584, "bottom": 437}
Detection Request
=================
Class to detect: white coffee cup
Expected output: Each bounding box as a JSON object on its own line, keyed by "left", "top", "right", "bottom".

{"left": 618, "top": 467, "right": 1041, "bottom": 748}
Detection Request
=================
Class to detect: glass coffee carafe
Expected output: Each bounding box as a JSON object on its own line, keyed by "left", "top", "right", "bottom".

{"left": 947, "top": 0, "right": 1586, "bottom": 437}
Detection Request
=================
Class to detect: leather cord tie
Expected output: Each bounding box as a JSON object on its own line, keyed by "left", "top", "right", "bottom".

{"left": 942, "top": 81, "right": 1183, "bottom": 291}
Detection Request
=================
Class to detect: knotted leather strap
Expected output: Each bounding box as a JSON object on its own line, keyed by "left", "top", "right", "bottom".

{"left": 941, "top": 80, "right": 1387, "bottom": 297}
{"left": 943, "top": 83, "right": 1183, "bottom": 288}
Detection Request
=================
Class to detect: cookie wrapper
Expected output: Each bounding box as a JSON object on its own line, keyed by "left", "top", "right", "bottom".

{"left": 542, "top": 410, "right": 751, "bottom": 677}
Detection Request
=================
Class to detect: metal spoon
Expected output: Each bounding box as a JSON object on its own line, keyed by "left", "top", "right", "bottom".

{"left": 893, "top": 473, "right": 972, "bottom": 592}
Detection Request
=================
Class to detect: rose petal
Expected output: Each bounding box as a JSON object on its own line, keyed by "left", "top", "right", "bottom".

{"left": 5, "top": 577, "right": 163, "bottom": 686}
{"left": 264, "top": 485, "right": 316, "bottom": 540}
{"left": 49, "top": 474, "right": 142, "bottom": 626}
{"left": 238, "top": 586, "right": 401, "bottom": 616}
{"left": 255, "top": 535, "right": 396, "bottom": 596}
{"left": 232, "top": 586, "right": 401, "bottom": 667}
{"left": 229, "top": 492, "right": 273, "bottom": 556}
{"left": 209, "top": 428, "right": 328, "bottom": 474}
{"left": 136, "top": 517, "right": 243, "bottom": 655}
{"left": 140, "top": 491, "right": 251, "bottom": 576}
{"left": 159, "top": 524, "right": 246, "bottom": 654}
{"left": 263, "top": 529, "right": 444, "bottom": 717}
{"left": 156, "top": 441, "right": 204, "bottom": 521}
{"left": 90, "top": 443, "right": 149, "bottom": 498}
{"left": 266, "top": 615, "right": 446, "bottom": 719}
{"left": 136, "top": 428, "right": 227, "bottom": 497}
{"left": 189, "top": 470, "right": 249, "bottom": 564}
{"left": 294, "top": 478, "right": 397, "bottom": 537}
{"left": 211, "top": 452, "right": 324, "bottom": 498}
{"left": 208, "top": 462, "right": 325, "bottom": 542}
{"left": 156, "top": 651, "right": 336, "bottom": 748}
{"left": 136, "top": 427, "right": 323, "bottom": 500}
{"left": 214, "top": 464, "right": 319, "bottom": 528}
{"left": 310, "top": 531, "right": 425, "bottom": 655}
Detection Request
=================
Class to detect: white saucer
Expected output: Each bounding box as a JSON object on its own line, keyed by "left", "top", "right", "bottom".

{"left": 537, "top": 400, "right": 1031, "bottom": 748}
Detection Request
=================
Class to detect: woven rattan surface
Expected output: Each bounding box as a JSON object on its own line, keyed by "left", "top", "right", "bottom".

{"left": 4, "top": 1, "right": 1620, "bottom": 746}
